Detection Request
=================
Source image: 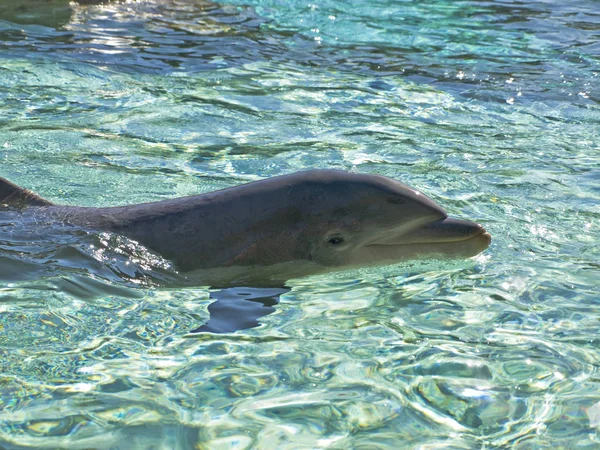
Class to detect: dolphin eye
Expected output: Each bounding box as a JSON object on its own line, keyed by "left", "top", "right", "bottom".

{"left": 327, "top": 236, "right": 345, "bottom": 245}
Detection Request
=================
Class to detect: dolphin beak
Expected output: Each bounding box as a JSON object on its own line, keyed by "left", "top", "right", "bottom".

{"left": 371, "top": 218, "right": 492, "bottom": 258}
{"left": 402, "top": 218, "right": 490, "bottom": 244}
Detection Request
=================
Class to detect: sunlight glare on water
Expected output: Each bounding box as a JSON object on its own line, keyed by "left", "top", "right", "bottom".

{"left": 0, "top": 0, "right": 599, "bottom": 448}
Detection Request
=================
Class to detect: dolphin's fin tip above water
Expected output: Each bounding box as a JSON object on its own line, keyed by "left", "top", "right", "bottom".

{"left": 0, "top": 177, "right": 54, "bottom": 209}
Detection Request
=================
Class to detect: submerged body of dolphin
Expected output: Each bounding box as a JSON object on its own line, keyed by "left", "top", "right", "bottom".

{"left": 0, "top": 170, "right": 491, "bottom": 287}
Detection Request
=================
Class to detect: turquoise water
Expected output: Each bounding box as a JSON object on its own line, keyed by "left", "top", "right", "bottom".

{"left": 1, "top": 0, "right": 599, "bottom": 448}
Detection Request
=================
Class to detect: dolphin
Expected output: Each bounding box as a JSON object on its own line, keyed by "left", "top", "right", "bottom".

{"left": 0, "top": 170, "right": 491, "bottom": 287}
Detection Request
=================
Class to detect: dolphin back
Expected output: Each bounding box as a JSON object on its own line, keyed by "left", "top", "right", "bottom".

{"left": 0, "top": 177, "right": 54, "bottom": 209}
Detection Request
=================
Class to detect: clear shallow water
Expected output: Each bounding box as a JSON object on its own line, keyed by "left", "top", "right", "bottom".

{"left": 0, "top": 0, "right": 599, "bottom": 448}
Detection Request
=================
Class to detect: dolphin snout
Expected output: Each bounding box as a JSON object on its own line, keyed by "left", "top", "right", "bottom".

{"left": 370, "top": 217, "right": 491, "bottom": 260}
{"left": 409, "top": 217, "right": 491, "bottom": 245}
{"left": 376, "top": 217, "right": 491, "bottom": 246}
{"left": 423, "top": 218, "right": 488, "bottom": 242}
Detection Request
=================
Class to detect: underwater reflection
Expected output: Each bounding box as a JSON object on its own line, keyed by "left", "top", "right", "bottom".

{"left": 0, "top": 0, "right": 111, "bottom": 28}
{"left": 0, "top": 0, "right": 269, "bottom": 72}
{"left": 191, "top": 287, "right": 288, "bottom": 333}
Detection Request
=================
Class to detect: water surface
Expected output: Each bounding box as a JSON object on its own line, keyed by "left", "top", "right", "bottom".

{"left": 0, "top": 0, "right": 599, "bottom": 448}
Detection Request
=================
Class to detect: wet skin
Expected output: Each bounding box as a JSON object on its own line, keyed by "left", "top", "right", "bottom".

{"left": 1, "top": 170, "right": 491, "bottom": 287}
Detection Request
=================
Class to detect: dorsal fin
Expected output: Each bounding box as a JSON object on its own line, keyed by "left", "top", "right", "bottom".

{"left": 0, "top": 177, "right": 54, "bottom": 209}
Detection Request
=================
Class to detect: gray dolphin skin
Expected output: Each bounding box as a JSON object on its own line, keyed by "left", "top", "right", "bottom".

{"left": 0, "top": 170, "right": 491, "bottom": 287}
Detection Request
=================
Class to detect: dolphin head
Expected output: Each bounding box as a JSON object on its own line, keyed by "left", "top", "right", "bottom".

{"left": 283, "top": 170, "right": 491, "bottom": 270}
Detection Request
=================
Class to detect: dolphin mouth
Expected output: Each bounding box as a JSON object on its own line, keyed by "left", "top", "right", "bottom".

{"left": 368, "top": 218, "right": 491, "bottom": 257}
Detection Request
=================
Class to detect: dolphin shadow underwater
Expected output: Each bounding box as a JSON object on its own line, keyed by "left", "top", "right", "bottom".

{"left": 0, "top": 170, "right": 491, "bottom": 333}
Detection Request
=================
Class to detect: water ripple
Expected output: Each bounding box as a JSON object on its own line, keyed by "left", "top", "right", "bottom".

{"left": 1, "top": 0, "right": 599, "bottom": 447}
